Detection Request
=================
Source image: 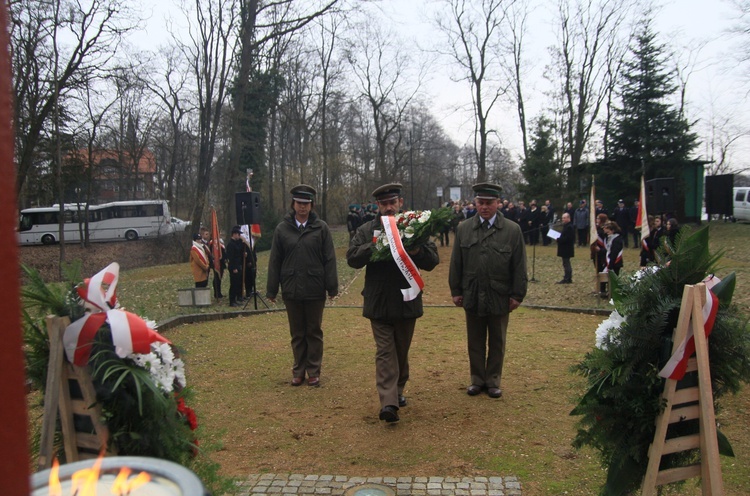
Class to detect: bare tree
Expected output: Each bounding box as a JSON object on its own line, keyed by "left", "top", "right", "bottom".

{"left": 69, "top": 79, "right": 118, "bottom": 246}
{"left": 547, "top": 0, "right": 632, "bottom": 192}
{"left": 180, "top": 0, "right": 240, "bottom": 231}
{"left": 10, "top": 0, "right": 136, "bottom": 202}
{"left": 346, "top": 21, "right": 423, "bottom": 184}
{"left": 143, "top": 46, "right": 194, "bottom": 207}
{"left": 702, "top": 103, "right": 750, "bottom": 175}
{"left": 436, "top": 0, "right": 514, "bottom": 182}
{"left": 313, "top": 12, "right": 346, "bottom": 219}
{"left": 501, "top": 0, "right": 531, "bottom": 162}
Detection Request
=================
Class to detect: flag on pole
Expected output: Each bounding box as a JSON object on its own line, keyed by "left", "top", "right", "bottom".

{"left": 246, "top": 176, "right": 261, "bottom": 238}
{"left": 210, "top": 207, "right": 221, "bottom": 272}
{"left": 635, "top": 175, "right": 650, "bottom": 251}
{"left": 589, "top": 175, "right": 597, "bottom": 246}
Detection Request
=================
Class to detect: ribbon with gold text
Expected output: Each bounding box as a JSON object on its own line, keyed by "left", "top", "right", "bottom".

{"left": 382, "top": 215, "right": 424, "bottom": 301}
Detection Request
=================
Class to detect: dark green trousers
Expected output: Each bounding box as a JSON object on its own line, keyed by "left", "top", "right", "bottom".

{"left": 283, "top": 298, "right": 326, "bottom": 379}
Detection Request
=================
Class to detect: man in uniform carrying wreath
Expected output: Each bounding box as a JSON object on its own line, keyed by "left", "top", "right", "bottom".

{"left": 346, "top": 183, "right": 439, "bottom": 423}
{"left": 449, "top": 183, "right": 527, "bottom": 399}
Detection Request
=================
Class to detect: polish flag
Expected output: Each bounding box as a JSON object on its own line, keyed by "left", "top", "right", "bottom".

{"left": 636, "top": 175, "right": 650, "bottom": 251}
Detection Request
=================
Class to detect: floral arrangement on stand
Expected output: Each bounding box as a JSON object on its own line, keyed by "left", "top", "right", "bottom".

{"left": 570, "top": 226, "right": 750, "bottom": 496}
{"left": 23, "top": 262, "right": 198, "bottom": 465}
{"left": 370, "top": 207, "right": 454, "bottom": 262}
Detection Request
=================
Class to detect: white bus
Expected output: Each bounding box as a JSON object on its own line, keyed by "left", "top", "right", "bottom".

{"left": 18, "top": 200, "right": 173, "bottom": 245}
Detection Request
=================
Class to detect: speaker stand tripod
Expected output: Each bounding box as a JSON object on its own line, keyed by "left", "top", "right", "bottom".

{"left": 243, "top": 267, "right": 269, "bottom": 310}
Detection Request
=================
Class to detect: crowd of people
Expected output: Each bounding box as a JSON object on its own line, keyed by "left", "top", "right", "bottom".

{"left": 187, "top": 185, "right": 683, "bottom": 425}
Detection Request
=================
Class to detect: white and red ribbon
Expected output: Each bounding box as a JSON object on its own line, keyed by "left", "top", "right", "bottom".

{"left": 658, "top": 276, "right": 720, "bottom": 380}
{"left": 64, "top": 262, "right": 170, "bottom": 366}
{"left": 382, "top": 216, "right": 424, "bottom": 301}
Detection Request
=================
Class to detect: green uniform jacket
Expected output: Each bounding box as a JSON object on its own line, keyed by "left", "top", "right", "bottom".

{"left": 346, "top": 217, "right": 439, "bottom": 321}
{"left": 266, "top": 212, "right": 338, "bottom": 300}
{"left": 449, "top": 214, "right": 528, "bottom": 316}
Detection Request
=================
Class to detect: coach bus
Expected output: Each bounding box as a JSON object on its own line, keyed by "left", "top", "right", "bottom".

{"left": 18, "top": 200, "right": 173, "bottom": 245}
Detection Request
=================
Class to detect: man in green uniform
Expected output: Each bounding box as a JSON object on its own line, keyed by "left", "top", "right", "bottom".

{"left": 449, "top": 183, "right": 527, "bottom": 399}
{"left": 346, "top": 183, "right": 439, "bottom": 423}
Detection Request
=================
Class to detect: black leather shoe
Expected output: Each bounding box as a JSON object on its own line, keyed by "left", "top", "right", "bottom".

{"left": 398, "top": 395, "right": 407, "bottom": 407}
{"left": 467, "top": 385, "right": 482, "bottom": 396}
{"left": 487, "top": 387, "right": 503, "bottom": 398}
{"left": 379, "top": 405, "right": 399, "bottom": 423}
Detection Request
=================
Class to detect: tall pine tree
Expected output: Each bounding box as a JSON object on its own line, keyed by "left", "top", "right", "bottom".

{"left": 520, "top": 116, "right": 561, "bottom": 202}
{"left": 597, "top": 17, "right": 700, "bottom": 211}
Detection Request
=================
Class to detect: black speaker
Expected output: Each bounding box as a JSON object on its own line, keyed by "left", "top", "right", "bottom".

{"left": 646, "top": 177, "right": 676, "bottom": 214}
{"left": 705, "top": 174, "right": 734, "bottom": 216}
{"left": 235, "top": 192, "right": 262, "bottom": 225}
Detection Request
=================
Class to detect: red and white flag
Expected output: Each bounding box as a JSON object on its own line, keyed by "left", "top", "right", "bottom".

{"left": 636, "top": 175, "right": 650, "bottom": 251}
{"left": 246, "top": 177, "right": 261, "bottom": 238}
{"left": 658, "top": 276, "right": 720, "bottom": 380}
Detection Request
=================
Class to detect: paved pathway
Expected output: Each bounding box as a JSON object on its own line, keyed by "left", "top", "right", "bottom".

{"left": 236, "top": 474, "right": 522, "bottom": 495}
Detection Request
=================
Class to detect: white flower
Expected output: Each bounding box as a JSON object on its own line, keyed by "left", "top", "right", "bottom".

{"left": 129, "top": 342, "right": 187, "bottom": 393}
{"left": 418, "top": 210, "right": 431, "bottom": 223}
{"left": 595, "top": 309, "right": 627, "bottom": 350}
{"left": 632, "top": 265, "right": 659, "bottom": 282}
{"left": 403, "top": 225, "right": 415, "bottom": 238}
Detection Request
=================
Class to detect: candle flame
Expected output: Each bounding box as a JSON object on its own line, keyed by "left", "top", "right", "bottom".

{"left": 48, "top": 459, "right": 62, "bottom": 496}
{"left": 47, "top": 454, "right": 153, "bottom": 496}
{"left": 111, "top": 467, "right": 151, "bottom": 494}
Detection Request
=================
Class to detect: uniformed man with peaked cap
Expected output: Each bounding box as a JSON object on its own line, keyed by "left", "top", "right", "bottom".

{"left": 449, "top": 182, "right": 527, "bottom": 399}
{"left": 346, "top": 182, "right": 439, "bottom": 423}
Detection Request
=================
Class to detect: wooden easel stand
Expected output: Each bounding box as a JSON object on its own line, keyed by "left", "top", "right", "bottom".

{"left": 641, "top": 283, "right": 724, "bottom": 495}
{"left": 37, "top": 315, "right": 113, "bottom": 471}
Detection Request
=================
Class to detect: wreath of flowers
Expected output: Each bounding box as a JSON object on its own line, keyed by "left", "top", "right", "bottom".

{"left": 570, "top": 226, "right": 750, "bottom": 495}
{"left": 370, "top": 207, "right": 453, "bottom": 262}
{"left": 22, "top": 263, "right": 198, "bottom": 465}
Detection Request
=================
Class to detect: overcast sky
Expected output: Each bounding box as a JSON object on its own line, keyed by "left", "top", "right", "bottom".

{"left": 135, "top": 0, "right": 750, "bottom": 172}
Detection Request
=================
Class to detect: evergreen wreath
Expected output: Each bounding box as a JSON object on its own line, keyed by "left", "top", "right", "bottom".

{"left": 570, "top": 225, "right": 750, "bottom": 496}
{"left": 22, "top": 262, "right": 198, "bottom": 465}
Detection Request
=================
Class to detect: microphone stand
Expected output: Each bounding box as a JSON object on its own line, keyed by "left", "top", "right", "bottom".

{"left": 241, "top": 207, "right": 268, "bottom": 311}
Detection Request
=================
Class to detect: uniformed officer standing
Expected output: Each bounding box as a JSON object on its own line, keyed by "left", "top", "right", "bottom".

{"left": 346, "top": 183, "right": 439, "bottom": 423}
{"left": 266, "top": 185, "right": 338, "bottom": 387}
{"left": 449, "top": 183, "right": 527, "bottom": 399}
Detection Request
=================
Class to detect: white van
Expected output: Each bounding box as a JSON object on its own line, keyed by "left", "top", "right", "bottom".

{"left": 733, "top": 187, "right": 750, "bottom": 222}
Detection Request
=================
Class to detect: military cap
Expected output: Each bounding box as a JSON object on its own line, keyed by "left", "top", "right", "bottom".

{"left": 192, "top": 233, "right": 202, "bottom": 241}
{"left": 372, "top": 183, "right": 402, "bottom": 201}
{"left": 290, "top": 184, "right": 316, "bottom": 203}
{"left": 231, "top": 225, "right": 242, "bottom": 235}
{"left": 472, "top": 182, "right": 503, "bottom": 199}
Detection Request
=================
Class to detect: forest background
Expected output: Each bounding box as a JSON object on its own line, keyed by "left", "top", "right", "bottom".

{"left": 12, "top": 0, "right": 750, "bottom": 253}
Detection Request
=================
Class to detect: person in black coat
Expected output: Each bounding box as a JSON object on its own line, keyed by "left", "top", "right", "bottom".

{"left": 666, "top": 217, "right": 680, "bottom": 246}
{"left": 526, "top": 200, "right": 542, "bottom": 245}
{"left": 556, "top": 212, "right": 575, "bottom": 283}
{"left": 628, "top": 200, "right": 641, "bottom": 248}
{"left": 603, "top": 221, "right": 624, "bottom": 275}
{"left": 591, "top": 213, "right": 609, "bottom": 295}
{"left": 226, "top": 226, "right": 246, "bottom": 307}
{"left": 612, "top": 199, "right": 630, "bottom": 248}
{"left": 639, "top": 215, "right": 661, "bottom": 267}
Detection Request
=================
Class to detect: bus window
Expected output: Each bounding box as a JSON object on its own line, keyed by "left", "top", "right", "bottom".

{"left": 19, "top": 213, "right": 34, "bottom": 231}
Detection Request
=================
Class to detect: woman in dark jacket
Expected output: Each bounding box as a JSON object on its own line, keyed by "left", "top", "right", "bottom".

{"left": 603, "top": 221, "right": 624, "bottom": 275}
{"left": 666, "top": 217, "right": 680, "bottom": 249}
{"left": 266, "top": 185, "right": 339, "bottom": 387}
{"left": 556, "top": 212, "right": 575, "bottom": 283}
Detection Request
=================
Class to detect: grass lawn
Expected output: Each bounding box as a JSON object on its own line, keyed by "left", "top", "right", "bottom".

{"left": 28, "top": 221, "right": 750, "bottom": 495}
